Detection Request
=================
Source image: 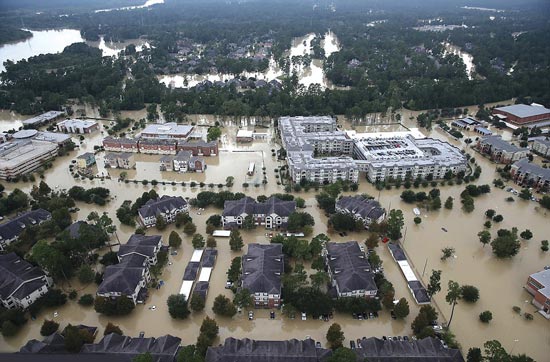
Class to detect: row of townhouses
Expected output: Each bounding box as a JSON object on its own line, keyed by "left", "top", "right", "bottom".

{"left": 0, "top": 209, "right": 52, "bottom": 251}
{"left": 222, "top": 196, "right": 296, "bottom": 229}
{"left": 103, "top": 138, "right": 218, "bottom": 156}
{"left": 137, "top": 195, "right": 189, "bottom": 228}
{"left": 476, "top": 135, "right": 529, "bottom": 164}
{"left": 97, "top": 234, "right": 163, "bottom": 304}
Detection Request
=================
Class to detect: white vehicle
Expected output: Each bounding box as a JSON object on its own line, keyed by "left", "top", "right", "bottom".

{"left": 301, "top": 312, "right": 307, "bottom": 321}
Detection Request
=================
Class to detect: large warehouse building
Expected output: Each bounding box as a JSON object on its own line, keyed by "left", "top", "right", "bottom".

{"left": 492, "top": 104, "right": 550, "bottom": 128}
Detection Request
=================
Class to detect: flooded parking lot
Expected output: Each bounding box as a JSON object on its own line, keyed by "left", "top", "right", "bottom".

{"left": 0, "top": 108, "right": 549, "bottom": 360}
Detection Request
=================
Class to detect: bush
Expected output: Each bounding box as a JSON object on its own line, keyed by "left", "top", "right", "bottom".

{"left": 190, "top": 293, "right": 206, "bottom": 312}
{"left": 212, "top": 295, "right": 237, "bottom": 317}
{"left": 524, "top": 313, "right": 534, "bottom": 321}
{"left": 479, "top": 311, "right": 492, "bottom": 323}
{"left": 78, "top": 294, "right": 94, "bottom": 306}
{"left": 40, "top": 319, "right": 59, "bottom": 336}
{"left": 461, "top": 285, "right": 480, "bottom": 303}
{"left": 77, "top": 265, "right": 95, "bottom": 284}
{"left": 103, "top": 322, "right": 123, "bottom": 335}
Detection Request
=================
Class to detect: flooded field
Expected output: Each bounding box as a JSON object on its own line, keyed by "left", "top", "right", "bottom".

{"left": 0, "top": 106, "right": 548, "bottom": 360}
{"left": 160, "top": 31, "right": 340, "bottom": 90}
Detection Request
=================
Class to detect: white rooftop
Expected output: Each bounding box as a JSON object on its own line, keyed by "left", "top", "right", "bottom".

{"left": 140, "top": 122, "right": 193, "bottom": 138}
{"left": 190, "top": 249, "right": 204, "bottom": 263}
{"left": 237, "top": 130, "right": 254, "bottom": 138}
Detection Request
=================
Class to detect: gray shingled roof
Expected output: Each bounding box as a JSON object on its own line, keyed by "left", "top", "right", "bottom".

{"left": 223, "top": 197, "right": 296, "bottom": 217}
{"left": 242, "top": 244, "right": 284, "bottom": 295}
{"left": 0, "top": 253, "right": 48, "bottom": 300}
{"left": 97, "top": 265, "right": 145, "bottom": 296}
{"left": 356, "top": 337, "right": 464, "bottom": 361}
{"left": 118, "top": 234, "right": 162, "bottom": 259}
{"left": 193, "top": 281, "right": 209, "bottom": 300}
{"left": 387, "top": 243, "right": 407, "bottom": 261}
{"left": 513, "top": 158, "right": 550, "bottom": 180}
{"left": 326, "top": 242, "right": 377, "bottom": 294}
{"left": 205, "top": 338, "right": 332, "bottom": 362}
{"left": 336, "top": 196, "right": 385, "bottom": 221}
{"left": 138, "top": 196, "right": 187, "bottom": 219}
{"left": 183, "top": 262, "right": 200, "bottom": 281}
{"left": 201, "top": 249, "right": 218, "bottom": 268}
{"left": 0, "top": 209, "right": 51, "bottom": 243}
{"left": 480, "top": 135, "right": 525, "bottom": 153}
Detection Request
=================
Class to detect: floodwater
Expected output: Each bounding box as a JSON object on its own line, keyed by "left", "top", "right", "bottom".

{"left": 94, "top": 0, "right": 165, "bottom": 13}
{"left": 0, "top": 110, "right": 23, "bottom": 132}
{"left": 159, "top": 32, "right": 340, "bottom": 90}
{"left": 0, "top": 105, "right": 548, "bottom": 360}
{"left": 0, "top": 29, "right": 150, "bottom": 73}
{"left": 442, "top": 42, "right": 476, "bottom": 81}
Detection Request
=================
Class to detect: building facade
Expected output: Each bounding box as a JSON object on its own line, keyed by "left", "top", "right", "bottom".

{"left": 0, "top": 140, "right": 59, "bottom": 180}
{"left": 137, "top": 195, "right": 189, "bottom": 228}
{"left": 0, "top": 253, "right": 52, "bottom": 309}
{"left": 241, "top": 244, "right": 284, "bottom": 308}
{"left": 0, "top": 209, "right": 52, "bottom": 250}
{"left": 222, "top": 196, "right": 296, "bottom": 229}
{"left": 56, "top": 119, "right": 99, "bottom": 134}
{"left": 140, "top": 123, "right": 194, "bottom": 139}
{"left": 104, "top": 152, "right": 135, "bottom": 169}
{"left": 476, "top": 135, "right": 529, "bottom": 164}
{"left": 324, "top": 242, "right": 378, "bottom": 298}
{"left": 510, "top": 158, "right": 550, "bottom": 192}
{"left": 160, "top": 151, "right": 206, "bottom": 172}
{"left": 532, "top": 138, "right": 550, "bottom": 157}
{"left": 102, "top": 137, "right": 139, "bottom": 153}
{"left": 138, "top": 139, "right": 178, "bottom": 155}
{"left": 22, "top": 111, "right": 65, "bottom": 128}
{"left": 76, "top": 153, "right": 96, "bottom": 169}
{"left": 525, "top": 268, "right": 550, "bottom": 319}
{"left": 335, "top": 195, "right": 386, "bottom": 227}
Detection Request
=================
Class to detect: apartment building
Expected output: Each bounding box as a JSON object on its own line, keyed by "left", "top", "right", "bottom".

{"left": 241, "top": 244, "right": 284, "bottom": 308}
{"left": 510, "top": 158, "right": 550, "bottom": 192}
{"left": 137, "top": 195, "right": 189, "bottom": 228}
{"left": 476, "top": 135, "right": 529, "bottom": 164}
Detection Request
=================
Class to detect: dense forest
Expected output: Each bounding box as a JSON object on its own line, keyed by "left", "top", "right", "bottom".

{"left": 1, "top": 0, "right": 549, "bottom": 117}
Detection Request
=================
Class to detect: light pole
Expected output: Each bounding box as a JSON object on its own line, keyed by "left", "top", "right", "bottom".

{"left": 422, "top": 257, "right": 428, "bottom": 278}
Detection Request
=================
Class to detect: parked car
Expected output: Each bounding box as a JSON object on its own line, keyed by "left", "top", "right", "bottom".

{"left": 350, "top": 340, "right": 356, "bottom": 349}
{"left": 356, "top": 339, "right": 362, "bottom": 348}
{"left": 315, "top": 341, "right": 322, "bottom": 348}
{"left": 270, "top": 311, "right": 275, "bottom": 319}
{"left": 248, "top": 311, "right": 254, "bottom": 320}
{"left": 382, "top": 336, "right": 387, "bottom": 341}
{"left": 403, "top": 336, "right": 409, "bottom": 342}
{"left": 301, "top": 312, "right": 307, "bottom": 321}
{"left": 139, "top": 331, "right": 145, "bottom": 338}
{"left": 391, "top": 311, "right": 397, "bottom": 320}
{"left": 225, "top": 281, "right": 233, "bottom": 289}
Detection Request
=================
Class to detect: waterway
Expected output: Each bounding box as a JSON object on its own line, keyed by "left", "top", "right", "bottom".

{"left": 159, "top": 31, "right": 340, "bottom": 90}
{"left": 0, "top": 29, "right": 150, "bottom": 73}
{"left": 442, "top": 42, "right": 476, "bottom": 81}
{"left": 94, "top": 0, "right": 165, "bottom": 13}
{"left": 0, "top": 103, "right": 548, "bottom": 360}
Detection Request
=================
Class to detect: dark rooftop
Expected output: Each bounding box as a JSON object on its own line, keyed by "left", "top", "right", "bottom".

{"left": 0, "top": 253, "right": 49, "bottom": 301}
{"left": 355, "top": 337, "right": 464, "bottom": 362}
{"left": 325, "top": 242, "right": 377, "bottom": 294}
{"left": 242, "top": 244, "right": 284, "bottom": 296}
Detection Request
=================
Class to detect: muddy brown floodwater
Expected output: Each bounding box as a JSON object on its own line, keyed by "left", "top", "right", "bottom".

{"left": 0, "top": 104, "right": 549, "bottom": 360}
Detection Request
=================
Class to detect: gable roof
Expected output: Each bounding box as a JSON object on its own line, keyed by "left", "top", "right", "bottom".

{"left": 118, "top": 234, "right": 162, "bottom": 259}
{"left": 326, "top": 242, "right": 377, "bottom": 293}
{"left": 336, "top": 196, "right": 385, "bottom": 220}
{"left": 242, "top": 244, "right": 283, "bottom": 295}
{"left": 356, "top": 337, "right": 464, "bottom": 362}
{"left": 0, "top": 253, "right": 48, "bottom": 300}
{"left": 138, "top": 196, "right": 187, "bottom": 219}
{"left": 480, "top": 135, "right": 525, "bottom": 153}
{"left": 223, "top": 197, "right": 296, "bottom": 217}
{"left": 206, "top": 338, "right": 332, "bottom": 362}
{"left": 97, "top": 265, "right": 145, "bottom": 296}
{"left": 0, "top": 209, "right": 51, "bottom": 242}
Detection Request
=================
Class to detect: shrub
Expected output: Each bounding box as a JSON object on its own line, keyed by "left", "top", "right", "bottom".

{"left": 40, "top": 320, "right": 59, "bottom": 336}
{"left": 461, "top": 285, "right": 480, "bottom": 303}
{"left": 78, "top": 294, "right": 94, "bottom": 306}
{"left": 479, "top": 311, "right": 492, "bottom": 323}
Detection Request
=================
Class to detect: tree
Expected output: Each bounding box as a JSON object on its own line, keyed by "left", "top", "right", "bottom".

{"left": 478, "top": 230, "right": 491, "bottom": 247}
{"left": 64, "top": 324, "right": 93, "bottom": 353}
{"left": 183, "top": 221, "right": 197, "bottom": 235}
{"left": 491, "top": 228, "right": 520, "bottom": 258}
{"left": 169, "top": 231, "right": 182, "bottom": 248}
{"left": 386, "top": 209, "right": 404, "bottom": 240}
{"left": 326, "top": 323, "right": 345, "bottom": 350}
{"left": 212, "top": 295, "right": 237, "bottom": 317}
{"left": 540, "top": 196, "right": 550, "bottom": 210}
{"left": 479, "top": 311, "right": 493, "bottom": 323}
{"left": 206, "top": 214, "right": 222, "bottom": 227}
{"left": 196, "top": 316, "right": 219, "bottom": 356}
{"left": 227, "top": 256, "right": 242, "bottom": 282}
{"left": 519, "top": 188, "right": 532, "bottom": 200}
{"left": 441, "top": 247, "right": 455, "bottom": 261}
{"left": 155, "top": 215, "right": 167, "bottom": 230}
{"left": 288, "top": 211, "right": 315, "bottom": 232}
{"left": 444, "top": 196, "right": 453, "bottom": 209}
{"left": 77, "top": 265, "right": 95, "bottom": 284}
{"left": 485, "top": 209, "right": 496, "bottom": 218}
{"left": 393, "top": 298, "right": 410, "bottom": 319}
{"left": 365, "top": 234, "right": 379, "bottom": 249}
{"left": 229, "top": 229, "right": 244, "bottom": 251}
{"left": 1, "top": 320, "right": 19, "bottom": 337}
{"left": 400, "top": 190, "right": 416, "bottom": 203}
{"left": 326, "top": 347, "right": 357, "bottom": 362}
{"left": 427, "top": 270, "right": 442, "bottom": 298}
{"left": 233, "top": 288, "right": 253, "bottom": 309}
{"left": 414, "top": 216, "right": 422, "bottom": 225}
{"left": 192, "top": 234, "right": 205, "bottom": 249}
{"left": 167, "top": 294, "right": 191, "bottom": 319}
{"left": 78, "top": 294, "right": 94, "bottom": 306}
{"left": 541, "top": 240, "right": 549, "bottom": 252}
{"left": 467, "top": 347, "right": 483, "bottom": 362}
{"left": 520, "top": 229, "right": 533, "bottom": 240}
{"left": 40, "top": 319, "right": 59, "bottom": 336}
{"left": 446, "top": 280, "right": 462, "bottom": 328}
{"left": 461, "top": 285, "right": 480, "bottom": 303}
{"left": 104, "top": 322, "right": 123, "bottom": 335}
{"left": 492, "top": 214, "right": 504, "bottom": 223}
{"left": 206, "top": 236, "right": 217, "bottom": 248}
{"left": 190, "top": 293, "right": 205, "bottom": 312}
{"left": 295, "top": 197, "right": 305, "bottom": 208}
{"left": 133, "top": 352, "right": 153, "bottom": 362}
{"left": 207, "top": 126, "right": 222, "bottom": 141}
